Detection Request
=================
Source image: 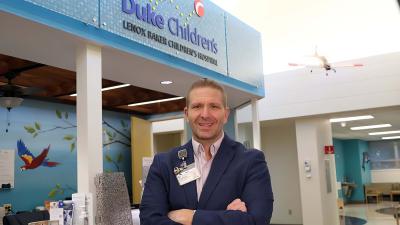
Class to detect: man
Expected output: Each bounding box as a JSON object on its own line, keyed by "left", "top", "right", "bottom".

{"left": 140, "top": 79, "right": 273, "bottom": 225}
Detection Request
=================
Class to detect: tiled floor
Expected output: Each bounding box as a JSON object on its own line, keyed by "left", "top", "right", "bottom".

{"left": 342, "top": 201, "right": 399, "bottom": 225}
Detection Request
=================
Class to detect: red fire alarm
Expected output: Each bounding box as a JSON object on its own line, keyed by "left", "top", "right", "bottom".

{"left": 324, "top": 145, "right": 334, "bottom": 154}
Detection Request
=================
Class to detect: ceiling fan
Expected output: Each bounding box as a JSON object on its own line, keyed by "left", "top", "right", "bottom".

{"left": 0, "top": 63, "right": 45, "bottom": 110}
{"left": 288, "top": 48, "right": 364, "bottom": 76}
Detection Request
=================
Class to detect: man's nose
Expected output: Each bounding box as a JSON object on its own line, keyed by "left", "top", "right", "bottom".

{"left": 200, "top": 106, "right": 210, "bottom": 117}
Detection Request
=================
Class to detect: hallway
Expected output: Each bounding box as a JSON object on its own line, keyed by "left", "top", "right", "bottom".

{"left": 341, "top": 201, "right": 399, "bottom": 225}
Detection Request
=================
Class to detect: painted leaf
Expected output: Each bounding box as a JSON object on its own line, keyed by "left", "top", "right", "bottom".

{"left": 70, "top": 142, "right": 75, "bottom": 152}
{"left": 117, "top": 153, "right": 123, "bottom": 163}
{"left": 24, "top": 126, "right": 36, "bottom": 134}
{"left": 56, "top": 110, "right": 62, "bottom": 119}
{"left": 56, "top": 184, "right": 61, "bottom": 189}
{"left": 35, "top": 122, "right": 41, "bottom": 130}
{"left": 33, "top": 133, "right": 38, "bottom": 138}
{"left": 106, "top": 130, "right": 113, "bottom": 138}
{"left": 48, "top": 189, "right": 57, "bottom": 198}
{"left": 64, "top": 112, "right": 69, "bottom": 119}
{"left": 105, "top": 169, "right": 112, "bottom": 173}
{"left": 64, "top": 135, "right": 74, "bottom": 141}
{"left": 105, "top": 154, "right": 112, "bottom": 162}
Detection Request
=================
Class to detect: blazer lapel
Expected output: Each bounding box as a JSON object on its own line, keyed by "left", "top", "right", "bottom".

{"left": 197, "top": 136, "right": 236, "bottom": 208}
{"left": 177, "top": 142, "right": 198, "bottom": 209}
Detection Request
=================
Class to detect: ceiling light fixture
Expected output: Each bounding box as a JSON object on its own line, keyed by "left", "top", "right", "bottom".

{"left": 160, "top": 80, "right": 173, "bottom": 85}
{"left": 369, "top": 130, "right": 400, "bottom": 136}
{"left": 381, "top": 136, "right": 400, "bottom": 140}
{"left": 128, "top": 96, "right": 184, "bottom": 107}
{"left": 0, "top": 97, "right": 24, "bottom": 111}
{"left": 350, "top": 124, "right": 392, "bottom": 130}
{"left": 329, "top": 115, "right": 374, "bottom": 123}
{"left": 70, "top": 84, "right": 130, "bottom": 96}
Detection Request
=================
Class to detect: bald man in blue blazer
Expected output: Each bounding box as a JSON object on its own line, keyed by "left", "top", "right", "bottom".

{"left": 140, "top": 79, "right": 274, "bottom": 225}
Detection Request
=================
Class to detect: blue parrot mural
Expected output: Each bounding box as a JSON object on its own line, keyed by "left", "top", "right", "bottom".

{"left": 17, "top": 139, "right": 60, "bottom": 171}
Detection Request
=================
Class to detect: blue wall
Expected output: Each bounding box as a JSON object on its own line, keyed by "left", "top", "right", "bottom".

{"left": 0, "top": 99, "right": 131, "bottom": 212}
{"left": 334, "top": 139, "right": 371, "bottom": 203}
{"left": 334, "top": 139, "right": 345, "bottom": 199}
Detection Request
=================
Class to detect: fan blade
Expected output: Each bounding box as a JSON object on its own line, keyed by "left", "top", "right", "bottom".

{"left": 0, "top": 84, "right": 23, "bottom": 92}
{"left": 331, "top": 63, "right": 364, "bottom": 68}
{"left": 288, "top": 63, "right": 305, "bottom": 66}
{"left": 21, "top": 86, "right": 44, "bottom": 95}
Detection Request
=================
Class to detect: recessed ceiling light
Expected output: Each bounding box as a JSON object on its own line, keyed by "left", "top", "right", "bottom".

{"left": 160, "top": 80, "right": 173, "bottom": 85}
{"left": 381, "top": 136, "right": 400, "bottom": 140}
{"left": 101, "top": 83, "right": 130, "bottom": 92}
{"left": 350, "top": 124, "right": 392, "bottom": 130}
{"left": 369, "top": 130, "right": 400, "bottom": 136}
{"left": 329, "top": 115, "right": 374, "bottom": 123}
{"left": 128, "top": 96, "right": 184, "bottom": 107}
{"left": 70, "top": 84, "right": 130, "bottom": 96}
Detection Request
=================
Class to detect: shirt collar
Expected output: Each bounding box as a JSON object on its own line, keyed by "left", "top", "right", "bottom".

{"left": 192, "top": 132, "right": 224, "bottom": 158}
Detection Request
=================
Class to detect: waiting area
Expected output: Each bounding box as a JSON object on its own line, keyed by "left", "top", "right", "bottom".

{"left": 364, "top": 183, "right": 400, "bottom": 204}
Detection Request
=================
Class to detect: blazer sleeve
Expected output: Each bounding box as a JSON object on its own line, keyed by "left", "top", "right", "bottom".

{"left": 192, "top": 150, "right": 274, "bottom": 225}
{"left": 139, "top": 154, "right": 181, "bottom": 225}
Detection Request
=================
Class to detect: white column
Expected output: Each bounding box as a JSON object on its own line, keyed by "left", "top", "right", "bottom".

{"left": 251, "top": 98, "right": 261, "bottom": 149}
{"left": 76, "top": 44, "right": 103, "bottom": 225}
{"left": 295, "top": 118, "right": 339, "bottom": 225}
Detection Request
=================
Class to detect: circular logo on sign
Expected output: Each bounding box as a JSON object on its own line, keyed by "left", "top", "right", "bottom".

{"left": 194, "top": 0, "right": 204, "bottom": 17}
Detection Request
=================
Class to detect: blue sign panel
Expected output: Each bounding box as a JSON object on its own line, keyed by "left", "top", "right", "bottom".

{"left": 10, "top": 0, "right": 263, "bottom": 94}
{"left": 226, "top": 14, "right": 264, "bottom": 88}
{"left": 100, "top": 0, "right": 227, "bottom": 74}
{"left": 24, "top": 0, "right": 99, "bottom": 26}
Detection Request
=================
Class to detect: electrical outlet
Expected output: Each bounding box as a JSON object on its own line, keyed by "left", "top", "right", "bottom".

{"left": 3, "top": 203, "right": 12, "bottom": 214}
{"left": 288, "top": 209, "right": 292, "bottom": 215}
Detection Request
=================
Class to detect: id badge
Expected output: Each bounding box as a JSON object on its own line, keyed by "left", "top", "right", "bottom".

{"left": 176, "top": 163, "right": 200, "bottom": 186}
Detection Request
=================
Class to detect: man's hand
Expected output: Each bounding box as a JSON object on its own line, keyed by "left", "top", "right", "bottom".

{"left": 226, "top": 198, "right": 247, "bottom": 212}
{"left": 168, "top": 209, "right": 195, "bottom": 225}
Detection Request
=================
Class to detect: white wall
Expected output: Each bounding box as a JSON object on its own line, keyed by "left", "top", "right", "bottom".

{"left": 261, "top": 120, "right": 302, "bottom": 224}
{"left": 259, "top": 52, "right": 400, "bottom": 121}
{"left": 234, "top": 52, "right": 400, "bottom": 123}
{"left": 371, "top": 169, "right": 400, "bottom": 183}
{"left": 295, "top": 118, "right": 338, "bottom": 225}
{"left": 152, "top": 118, "right": 184, "bottom": 134}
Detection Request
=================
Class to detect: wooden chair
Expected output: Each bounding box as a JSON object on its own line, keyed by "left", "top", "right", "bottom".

{"left": 365, "top": 189, "right": 383, "bottom": 203}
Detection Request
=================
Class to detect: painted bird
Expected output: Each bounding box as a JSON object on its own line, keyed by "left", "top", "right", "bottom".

{"left": 17, "top": 139, "right": 60, "bottom": 171}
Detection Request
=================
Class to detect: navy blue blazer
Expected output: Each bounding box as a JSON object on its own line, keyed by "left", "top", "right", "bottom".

{"left": 140, "top": 135, "right": 274, "bottom": 225}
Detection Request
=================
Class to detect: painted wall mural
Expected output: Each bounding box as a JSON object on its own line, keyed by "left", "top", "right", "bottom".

{"left": 17, "top": 139, "right": 60, "bottom": 171}
{"left": 0, "top": 99, "right": 132, "bottom": 212}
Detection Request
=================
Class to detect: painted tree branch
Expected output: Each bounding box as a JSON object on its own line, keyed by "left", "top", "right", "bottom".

{"left": 103, "top": 140, "right": 130, "bottom": 148}
{"left": 103, "top": 120, "right": 131, "bottom": 141}
{"left": 37, "top": 125, "right": 77, "bottom": 134}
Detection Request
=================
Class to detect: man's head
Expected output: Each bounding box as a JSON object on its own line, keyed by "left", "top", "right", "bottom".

{"left": 184, "top": 79, "right": 230, "bottom": 145}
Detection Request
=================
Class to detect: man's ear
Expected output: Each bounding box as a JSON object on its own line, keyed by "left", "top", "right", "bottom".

{"left": 184, "top": 107, "right": 189, "bottom": 122}
{"left": 224, "top": 107, "right": 230, "bottom": 124}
